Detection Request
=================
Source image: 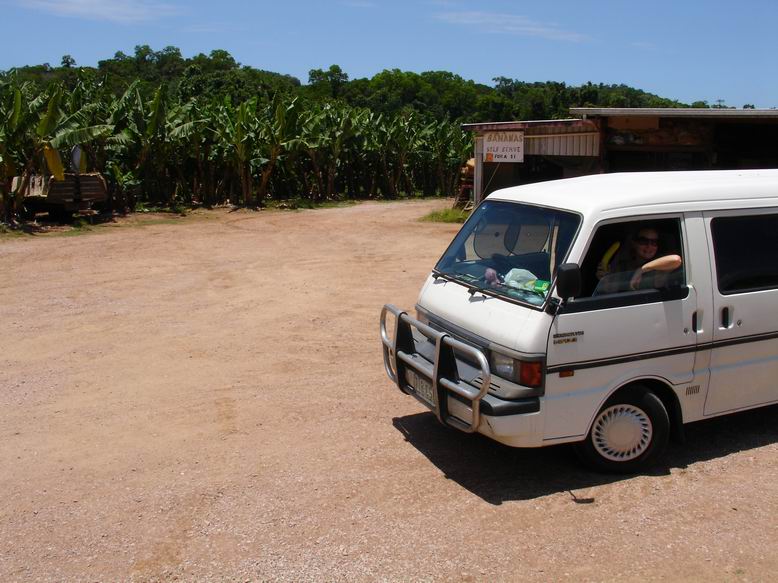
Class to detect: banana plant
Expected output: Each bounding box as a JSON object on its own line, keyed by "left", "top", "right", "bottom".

{"left": 0, "top": 82, "right": 106, "bottom": 219}
{"left": 1, "top": 74, "right": 478, "bottom": 216}
{"left": 166, "top": 99, "right": 213, "bottom": 204}
{"left": 214, "top": 97, "right": 260, "bottom": 206}
{"left": 422, "top": 118, "right": 471, "bottom": 196}
{"left": 379, "top": 111, "right": 420, "bottom": 198}
{"left": 256, "top": 95, "right": 301, "bottom": 201}
{"left": 297, "top": 106, "right": 323, "bottom": 201}
{"left": 322, "top": 105, "right": 353, "bottom": 199}
{"left": 0, "top": 82, "right": 29, "bottom": 218}
{"left": 106, "top": 83, "right": 173, "bottom": 203}
{"left": 298, "top": 103, "right": 356, "bottom": 201}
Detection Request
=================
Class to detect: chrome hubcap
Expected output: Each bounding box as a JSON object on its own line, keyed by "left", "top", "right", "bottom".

{"left": 592, "top": 404, "right": 653, "bottom": 462}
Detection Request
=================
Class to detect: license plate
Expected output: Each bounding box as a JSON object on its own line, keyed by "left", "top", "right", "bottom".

{"left": 406, "top": 369, "right": 435, "bottom": 406}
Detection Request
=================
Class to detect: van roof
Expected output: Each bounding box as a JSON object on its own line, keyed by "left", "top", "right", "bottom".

{"left": 488, "top": 169, "right": 778, "bottom": 216}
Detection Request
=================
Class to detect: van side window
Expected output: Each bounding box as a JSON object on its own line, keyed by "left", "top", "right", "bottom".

{"left": 711, "top": 214, "right": 778, "bottom": 294}
{"left": 578, "top": 218, "right": 685, "bottom": 297}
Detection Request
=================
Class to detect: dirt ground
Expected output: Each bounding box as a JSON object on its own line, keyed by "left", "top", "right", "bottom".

{"left": 2, "top": 200, "right": 778, "bottom": 582}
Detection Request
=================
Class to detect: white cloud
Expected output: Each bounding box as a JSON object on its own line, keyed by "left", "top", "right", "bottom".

{"left": 22, "top": 0, "right": 180, "bottom": 23}
{"left": 434, "top": 11, "right": 589, "bottom": 43}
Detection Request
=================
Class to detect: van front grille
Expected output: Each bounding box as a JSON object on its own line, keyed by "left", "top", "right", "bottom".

{"left": 472, "top": 375, "right": 500, "bottom": 392}
{"left": 426, "top": 320, "right": 486, "bottom": 369}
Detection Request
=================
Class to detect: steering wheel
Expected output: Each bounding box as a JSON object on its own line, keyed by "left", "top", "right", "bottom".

{"left": 490, "top": 253, "right": 511, "bottom": 273}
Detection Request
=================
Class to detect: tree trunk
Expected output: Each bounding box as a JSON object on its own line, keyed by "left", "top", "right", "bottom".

{"left": 326, "top": 167, "right": 336, "bottom": 199}
{"left": 194, "top": 142, "right": 203, "bottom": 205}
{"left": 437, "top": 162, "right": 446, "bottom": 196}
{"left": 308, "top": 150, "right": 324, "bottom": 204}
{"left": 392, "top": 155, "right": 406, "bottom": 198}
{"left": 382, "top": 157, "right": 396, "bottom": 199}
{"left": 257, "top": 157, "right": 276, "bottom": 204}
{"left": 240, "top": 164, "right": 252, "bottom": 207}
{"left": 0, "top": 176, "right": 13, "bottom": 222}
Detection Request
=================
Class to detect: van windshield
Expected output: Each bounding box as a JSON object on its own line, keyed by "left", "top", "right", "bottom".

{"left": 435, "top": 200, "right": 580, "bottom": 306}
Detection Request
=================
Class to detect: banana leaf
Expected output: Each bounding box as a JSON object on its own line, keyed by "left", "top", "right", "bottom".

{"left": 50, "top": 124, "right": 115, "bottom": 149}
{"left": 37, "top": 90, "right": 62, "bottom": 138}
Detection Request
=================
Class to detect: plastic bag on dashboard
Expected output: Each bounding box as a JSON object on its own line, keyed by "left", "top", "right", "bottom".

{"left": 503, "top": 268, "right": 550, "bottom": 293}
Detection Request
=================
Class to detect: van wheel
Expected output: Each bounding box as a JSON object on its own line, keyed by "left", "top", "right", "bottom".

{"left": 576, "top": 387, "right": 669, "bottom": 473}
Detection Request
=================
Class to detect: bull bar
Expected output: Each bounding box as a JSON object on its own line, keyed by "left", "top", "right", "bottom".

{"left": 380, "top": 304, "right": 492, "bottom": 433}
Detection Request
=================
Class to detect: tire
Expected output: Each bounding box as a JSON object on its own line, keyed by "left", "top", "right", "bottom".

{"left": 575, "top": 387, "right": 670, "bottom": 474}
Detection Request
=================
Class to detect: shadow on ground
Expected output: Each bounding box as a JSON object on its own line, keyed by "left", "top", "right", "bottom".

{"left": 392, "top": 403, "right": 778, "bottom": 505}
{"left": 17, "top": 211, "right": 119, "bottom": 233}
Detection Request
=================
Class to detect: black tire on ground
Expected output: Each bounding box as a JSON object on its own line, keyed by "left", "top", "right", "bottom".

{"left": 575, "top": 386, "right": 670, "bottom": 474}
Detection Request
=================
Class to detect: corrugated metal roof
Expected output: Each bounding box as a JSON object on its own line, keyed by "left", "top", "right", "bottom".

{"left": 462, "top": 118, "right": 593, "bottom": 132}
{"left": 570, "top": 107, "right": 778, "bottom": 119}
{"left": 465, "top": 120, "right": 600, "bottom": 157}
{"left": 525, "top": 131, "right": 599, "bottom": 156}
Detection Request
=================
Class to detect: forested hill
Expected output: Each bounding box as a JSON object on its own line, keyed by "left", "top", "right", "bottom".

{"left": 4, "top": 45, "right": 696, "bottom": 123}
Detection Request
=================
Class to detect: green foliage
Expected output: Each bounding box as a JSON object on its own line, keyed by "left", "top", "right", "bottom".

{"left": 0, "top": 222, "right": 21, "bottom": 236}
{"left": 72, "top": 217, "right": 93, "bottom": 230}
{"left": 307, "top": 65, "right": 349, "bottom": 99}
{"left": 268, "top": 196, "right": 356, "bottom": 211}
{"left": 0, "top": 46, "right": 697, "bottom": 221}
{"left": 420, "top": 208, "right": 470, "bottom": 223}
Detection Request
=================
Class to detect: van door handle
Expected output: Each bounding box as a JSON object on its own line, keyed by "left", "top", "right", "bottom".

{"left": 721, "top": 306, "right": 731, "bottom": 329}
{"left": 691, "top": 310, "right": 703, "bottom": 333}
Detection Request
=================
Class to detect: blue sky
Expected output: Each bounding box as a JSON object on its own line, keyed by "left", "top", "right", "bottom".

{"left": 3, "top": 0, "right": 777, "bottom": 108}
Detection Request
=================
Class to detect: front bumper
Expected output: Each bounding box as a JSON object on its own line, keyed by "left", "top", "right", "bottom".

{"left": 380, "top": 304, "right": 541, "bottom": 445}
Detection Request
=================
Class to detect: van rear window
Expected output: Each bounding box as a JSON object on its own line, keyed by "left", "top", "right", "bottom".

{"left": 711, "top": 214, "right": 778, "bottom": 294}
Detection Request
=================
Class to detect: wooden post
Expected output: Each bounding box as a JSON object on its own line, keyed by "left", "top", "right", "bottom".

{"left": 474, "top": 136, "right": 484, "bottom": 205}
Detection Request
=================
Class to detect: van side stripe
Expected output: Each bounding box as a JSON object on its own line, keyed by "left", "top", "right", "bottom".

{"left": 546, "top": 330, "right": 778, "bottom": 374}
{"left": 546, "top": 344, "right": 697, "bottom": 373}
{"left": 706, "top": 330, "right": 778, "bottom": 350}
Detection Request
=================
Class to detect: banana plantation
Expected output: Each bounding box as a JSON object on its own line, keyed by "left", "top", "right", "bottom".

{"left": 0, "top": 76, "right": 471, "bottom": 221}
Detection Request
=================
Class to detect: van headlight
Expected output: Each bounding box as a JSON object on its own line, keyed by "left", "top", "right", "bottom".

{"left": 490, "top": 352, "right": 518, "bottom": 380}
{"left": 489, "top": 351, "right": 544, "bottom": 388}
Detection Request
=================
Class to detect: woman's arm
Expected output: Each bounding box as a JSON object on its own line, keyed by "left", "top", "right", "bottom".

{"left": 630, "top": 255, "right": 683, "bottom": 289}
{"left": 641, "top": 254, "right": 683, "bottom": 273}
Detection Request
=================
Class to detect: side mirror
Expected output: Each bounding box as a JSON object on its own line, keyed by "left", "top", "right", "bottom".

{"left": 556, "top": 263, "right": 582, "bottom": 300}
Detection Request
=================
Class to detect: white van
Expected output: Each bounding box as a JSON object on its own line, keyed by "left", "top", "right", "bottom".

{"left": 380, "top": 169, "right": 778, "bottom": 472}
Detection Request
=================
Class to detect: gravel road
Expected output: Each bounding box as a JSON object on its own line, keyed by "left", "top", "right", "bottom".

{"left": 1, "top": 201, "right": 778, "bottom": 582}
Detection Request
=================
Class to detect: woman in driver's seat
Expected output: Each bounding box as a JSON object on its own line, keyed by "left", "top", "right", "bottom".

{"left": 598, "top": 227, "right": 682, "bottom": 293}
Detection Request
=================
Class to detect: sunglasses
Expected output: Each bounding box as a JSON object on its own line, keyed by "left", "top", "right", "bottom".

{"left": 634, "top": 236, "right": 659, "bottom": 246}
